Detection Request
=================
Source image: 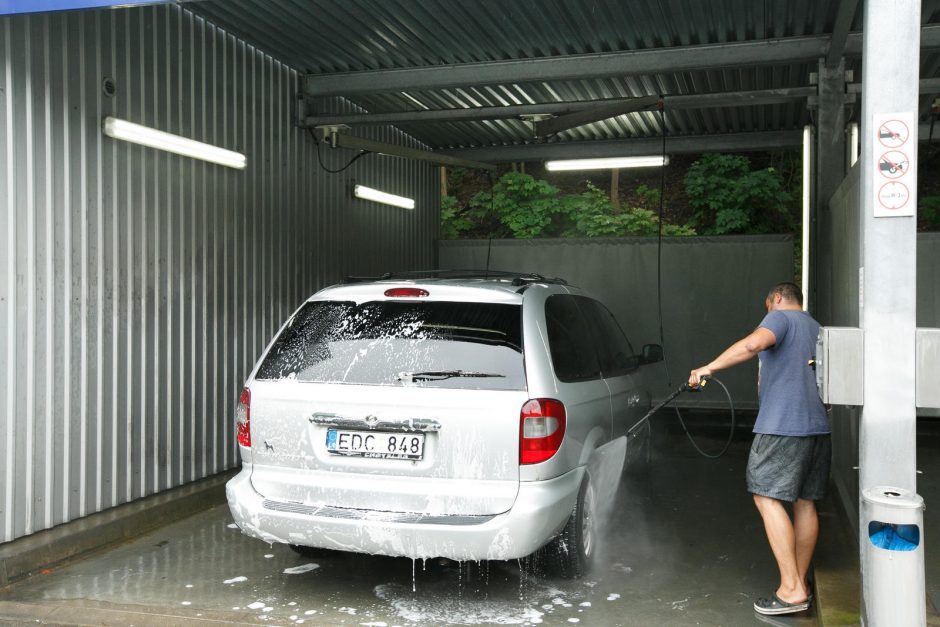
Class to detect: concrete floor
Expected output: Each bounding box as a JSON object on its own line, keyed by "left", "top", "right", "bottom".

{"left": 0, "top": 416, "right": 819, "bottom": 626}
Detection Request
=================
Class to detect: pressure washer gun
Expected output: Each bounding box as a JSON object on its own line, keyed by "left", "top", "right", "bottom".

{"left": 626, "top": 376, "right": 709, "bottom": 437}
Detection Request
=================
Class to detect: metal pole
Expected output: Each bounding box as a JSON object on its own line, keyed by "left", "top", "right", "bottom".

{"left": 858, "top": 0, "right": 923, "bottom": 624}
{"left": 815, "top": 59, "right": 847, "bottom": 323}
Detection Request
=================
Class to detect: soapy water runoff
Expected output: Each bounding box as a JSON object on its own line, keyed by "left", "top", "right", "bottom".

{"left": 0, "top": 421, "right": 808, "bottom": 625}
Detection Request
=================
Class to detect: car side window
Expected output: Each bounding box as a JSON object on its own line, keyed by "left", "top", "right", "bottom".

{"left": 578, "top": 297, "right": 638, "bottom": 378}
{"left": 545, "top": 295, "right": 602, "bottom": 382}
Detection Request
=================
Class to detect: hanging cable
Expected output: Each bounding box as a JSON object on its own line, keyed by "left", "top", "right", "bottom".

{"left": 308, "top": 128, "right": 372, "bottom": 174}
{"left": 656, "top": 98, "right": 671, "bottom": 386}
{"left": 649, "top": 96, "right": 736, "bottom": 459}
{"left": 484, "top": 170, "right": 496, "bottom": 277}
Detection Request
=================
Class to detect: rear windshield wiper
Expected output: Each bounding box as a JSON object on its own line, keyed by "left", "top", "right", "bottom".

{"left": 397, "top": 370, "right": 507, "bottom": 382}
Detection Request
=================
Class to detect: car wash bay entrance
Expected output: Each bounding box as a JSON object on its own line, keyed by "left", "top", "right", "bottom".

{"left": 0, "top": 0, "right": 938, "bottom": 625}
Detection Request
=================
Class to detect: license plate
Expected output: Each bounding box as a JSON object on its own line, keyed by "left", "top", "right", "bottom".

{"left": 325, "top": 429, "right": 425, "bottom": 460}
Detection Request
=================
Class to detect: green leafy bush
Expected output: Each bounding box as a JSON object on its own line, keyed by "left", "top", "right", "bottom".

{"left": 565, "top": 182, "right": 694, "bottom": 237}
{"left": 440, "top": 195, "right": 474, "bottom": 239}
{"left": 684, "top": 154, "right": 796, "bottom": 235}
{"left": 920, "top": 196, "right": 940, "bottom": 231}
{"left": 440, "top": 173, "right": 694, "bottom": 239}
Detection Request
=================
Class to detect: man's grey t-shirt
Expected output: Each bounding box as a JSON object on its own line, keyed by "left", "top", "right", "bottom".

{"left": 754, "top": 310, "right": 829, "bottom": 436}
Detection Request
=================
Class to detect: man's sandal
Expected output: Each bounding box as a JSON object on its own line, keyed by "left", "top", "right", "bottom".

{"left": 753, "top": 593, "right": 811, "bottom": 615}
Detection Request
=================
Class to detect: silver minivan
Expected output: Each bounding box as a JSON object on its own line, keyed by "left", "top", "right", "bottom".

{"left": 226, "top": 272, "right": 661, "bottom": 577}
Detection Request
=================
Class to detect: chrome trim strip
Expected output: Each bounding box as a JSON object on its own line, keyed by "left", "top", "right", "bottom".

{"left": 308, "top": 413, "right": 442, "bottom": 433}
{"left": 261, "top": 499, "right": 495, "bottom": 526}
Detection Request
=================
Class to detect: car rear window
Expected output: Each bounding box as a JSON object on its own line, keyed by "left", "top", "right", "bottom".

{"left": 255, "top": 300, "right": 525, "bottom": 390}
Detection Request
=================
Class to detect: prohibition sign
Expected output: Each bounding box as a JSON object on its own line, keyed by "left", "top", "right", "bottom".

{"left": 877, "top": 181, "right": 910, "bottom": 211}
{"left": 877, "top": 151, "right": 910, "bottom": 179}
{"left": 877, "top": 120, "right": 910, "bottom": 148}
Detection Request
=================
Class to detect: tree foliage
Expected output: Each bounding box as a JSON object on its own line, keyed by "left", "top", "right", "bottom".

{"left": 442, "top": 172, "right": 693, "bottom": 239}
{"left": 920, "top": 196, "right": 940, "bottom": 231}
{"left": 564, "top": 182, "right": 694, "bottom": 237}
{"left": 684, "top": 154, "right": 796, "bottom": 235}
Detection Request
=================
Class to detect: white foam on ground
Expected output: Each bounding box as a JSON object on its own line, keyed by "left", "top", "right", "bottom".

{"left": 579, "top": 602, "right": 591, "bottom": 607}
{"left": 227, "top": 523, "right": 239, "bottom": 529}
{"left": 264, "top": 554, "right": 274, "bottom": 559}
{"left": 606, "top": 594, "right": 621, "bottom": 601}
{"left": 223, "top": 576, "right": 248, "bottom": 584}
{"left": 339, "top": 607, "right": 357, "bottom": 615}
{"left": 247, "top": 602, "right": 265, "bottom": 610}
{"left": 283, "top": 563, "right": 320, "bottom": 575}
{"left": 374, "top": 583, "right": 545, "bottom": 625}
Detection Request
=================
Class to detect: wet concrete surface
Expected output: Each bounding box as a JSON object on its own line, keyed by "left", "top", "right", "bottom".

{"left": 919, "top": 418, "right": 940, "bottom": 616}
{"left": 0, "top": 415, "right": 819, "bottom": 626}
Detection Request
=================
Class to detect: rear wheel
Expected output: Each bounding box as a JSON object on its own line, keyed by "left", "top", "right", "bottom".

{"left": 546, "top": 475, "right": 595, "bottom": 578}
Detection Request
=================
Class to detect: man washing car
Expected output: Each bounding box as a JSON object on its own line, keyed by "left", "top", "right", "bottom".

{"left": 689, "top": 282, "right": 830, "bottom": 616}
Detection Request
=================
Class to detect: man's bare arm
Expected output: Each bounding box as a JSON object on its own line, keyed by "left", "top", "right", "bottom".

{"left": 688, "top": 327, "right": 777, "bottom": 386}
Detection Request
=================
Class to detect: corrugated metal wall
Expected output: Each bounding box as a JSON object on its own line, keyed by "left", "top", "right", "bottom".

{"left": 0, "top": 5, "right": 438, "bottom": 542}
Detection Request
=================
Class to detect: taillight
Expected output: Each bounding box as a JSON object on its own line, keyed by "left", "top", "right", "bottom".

{"left": 520, "top": 399, "right": 566, "bottom": 465}
{"left": 236, "top": 388, "right": 251, "bottom": 447}
{"left": 384, "top": 287, "right": 429, "bottom": 298}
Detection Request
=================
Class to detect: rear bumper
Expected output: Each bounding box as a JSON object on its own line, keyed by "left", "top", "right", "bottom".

{"left": 226, "top": 464, "right": 584, "bottom": 561}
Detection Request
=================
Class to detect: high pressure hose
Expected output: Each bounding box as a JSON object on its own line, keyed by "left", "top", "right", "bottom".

{"left": 653, "top": 98, "right": 737, "bottom": 459}
{"left": 673, "top": 377, "right": 736, "bottom": 459}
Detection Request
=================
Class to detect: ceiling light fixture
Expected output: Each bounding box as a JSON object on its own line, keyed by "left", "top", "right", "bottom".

{"left": 102, "top": 116, "right": 247, "bottom": 170}
{"left": 354, "top": 185, "right": 415, "bottom": 210}
{"left": 545, "top": 156, "right": 669, "bottom": 171}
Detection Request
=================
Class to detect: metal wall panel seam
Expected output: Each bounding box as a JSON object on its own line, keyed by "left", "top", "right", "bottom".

{"left": 93, "top": 9, "right": 105, "bottom": 515}
{"left": 165, "top": 4, "right": 176, "bottom": 494}
{"left": 137, "top": 8, "right": 148, "bottom": 501}
{"left": 183, "top": 8, "right": 192, "bottom": 486}
{"left": 197, "top": 13, "right": 207, "bottom": 482}
{"left": 42, "top": 13, "right": 55, "bottom": 530}
{"left": 2, "top": 16, "right": 14, "bottom": 542}
{"left": 77, "top": 12, "right": 89, "bottom": 520}
{"left": 152, "top": 2, "right": 163, "bottom": 496}
{"left": 123, "top": 7, "right": 133, "bottom": 507}
{"left": 107, "top": 10, "right": 119, "bottom": 511}
{"left": 218, "top": 27, "right": 227, "bottom": 472}
{"left": 59, "top": 12, "right": 72, "bottom": 525}
{"left": 23, "top": 13, "right": 36, "bottom": 536}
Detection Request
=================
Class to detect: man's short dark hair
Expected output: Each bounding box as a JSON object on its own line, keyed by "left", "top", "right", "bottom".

{"left": 768, "top": 282, "right": 803, "bottom": 306}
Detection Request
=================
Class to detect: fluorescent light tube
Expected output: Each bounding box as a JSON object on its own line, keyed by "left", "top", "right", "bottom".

{"left": 354, "top": 185, "right": 415, "bottom": 210}
{"left": 102, "top": 116, "right": 246, "bottom": 170}
{"left": 545, "top": 156, "right": 669, "bottom": 171}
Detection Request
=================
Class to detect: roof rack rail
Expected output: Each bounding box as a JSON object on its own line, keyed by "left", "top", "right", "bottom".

{"left": 341, "top": 269, "right": 568, "bottom": 286}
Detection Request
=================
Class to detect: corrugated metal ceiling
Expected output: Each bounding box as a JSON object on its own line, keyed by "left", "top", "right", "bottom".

{"left": 188, "top": 0, "right": 940, "bottom": 152}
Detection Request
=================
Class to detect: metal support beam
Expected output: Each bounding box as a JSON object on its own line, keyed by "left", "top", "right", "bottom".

{"left": 304, "top": 25, "right": 940, "bottom": 97}
{"left": 814, "top": 59, "right": 847, "bottom": 324}
{"left": 826, "top": 0, "right": 861, "bottom": 68}
{"left": 858, "top": 0, "right": 923, "bottom": 623}
{"left": 440, "top": 130, "right": 803, "bottom": 163}
{"left": 532, "top": 95, "right": 661, "bottom": 137}
{"left": 320, "top": 130, "right": 496, "bottom": 171}
{"left": 302, "top": 79, "right": 940, "bottom": 129}
{"left": 305, "top": 87, "right": 816, "bottom": 127}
